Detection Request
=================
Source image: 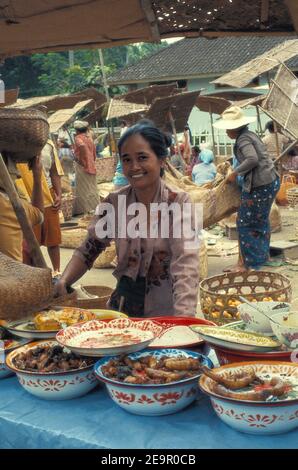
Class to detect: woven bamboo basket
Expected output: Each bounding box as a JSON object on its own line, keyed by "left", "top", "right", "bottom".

{"left": 94, "top": 242, "right": 116, "bottom": 268}
{"left": 66, "top": 285, "right": 114, "bottom": 310}
{"left": 286, "top": 187, "right": 298, "bottom": 208}
{"left": 0, "top": 108, "right": 49, "bottom": 161}
{"left": 200, "top": 271, "right": 292, "bottom": 326}
{"left": 0, "top": 253, "right": 53, "bottom": 320}
{"left": 61, "top": 228, "right": 87, "bottom": 249}
{"left": 78, "top": 214, "right": 93, "bottom": 229}
{"left": 61, "top": 194, "right": 75, "bottom": 221}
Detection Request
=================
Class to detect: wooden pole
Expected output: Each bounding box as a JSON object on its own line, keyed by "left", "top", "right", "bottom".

{"left": 0, "top": 154, "right": 47, "bottom": 268}
{"left": 256, "top": 105, "right": 263, "bottom": 136}
{"left": 209, "top": 105, "right": 216, "bottom": 155}
{"left": 168, "top": 111, "right": 182, "bottom": 160}
{"left": 266, "top": 72, "right": 280, "bottom": 159}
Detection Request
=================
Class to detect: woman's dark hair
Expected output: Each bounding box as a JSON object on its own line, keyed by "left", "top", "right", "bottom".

{"left": 62, "top": 141, "right": 70, "bottom": 149}
{"left": 265, "top": 120, "right": 274, "bottom": 133}
{"left": 118, "top": 119, "right": 171, "bottom": 177}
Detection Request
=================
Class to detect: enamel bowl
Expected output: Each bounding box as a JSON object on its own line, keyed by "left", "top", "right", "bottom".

{"left": 56, "top": 318, "right": 163, "bottom": 357}
{"left": 270, "top": 311, "right": 298, "bottom": 349}
{"left": 94, "top": 348, "right": 213, "bottom": 416}
{"left": 6, "top": 340, "right": 98, "bottom": 400}
{"left": 199, "top": 361, "right": 298, "bottom": 435}
{"left": 0, "top": 338, "right": 30, "bottom": 379}
{"left": 238, "top": 301, "right": 290, "bottom": 335}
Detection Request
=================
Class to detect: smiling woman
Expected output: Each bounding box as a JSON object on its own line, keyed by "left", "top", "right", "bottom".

{"left": 55, "top": 121, "right": 200, "bottom": 318}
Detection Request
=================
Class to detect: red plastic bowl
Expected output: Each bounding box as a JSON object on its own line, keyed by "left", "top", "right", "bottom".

{"left": 213, "top": 345, "right": 292, "bottom": 366}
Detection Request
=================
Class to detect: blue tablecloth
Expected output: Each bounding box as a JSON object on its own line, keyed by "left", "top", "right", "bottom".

{"left": 0, "top": 376, "right": 297, "bottom": 449}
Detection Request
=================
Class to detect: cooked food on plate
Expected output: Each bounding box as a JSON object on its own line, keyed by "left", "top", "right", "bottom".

{"left": 34, "top": 307, "right": 94, "bottom": 331}
{"left": 102, "top": 354, "right": 203, "bottom": 384}
{"left": 12, "top": 345, "right": 94, "bottom": 373}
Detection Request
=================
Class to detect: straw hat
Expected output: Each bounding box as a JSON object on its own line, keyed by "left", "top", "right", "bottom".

{"left": 213, "top": 106, "right": 256, "bottom": 130}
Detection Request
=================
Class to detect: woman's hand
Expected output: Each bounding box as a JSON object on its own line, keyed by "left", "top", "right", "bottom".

{"left": 53, "top": 279, "right": 68, "bottom": 298}
{"left": 225, "top": 171, "right": 237, "bottom": 184}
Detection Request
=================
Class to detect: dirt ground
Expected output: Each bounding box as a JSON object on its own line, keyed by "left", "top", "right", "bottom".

{"left": 43, "top": 206, "right": 298, "bottom": 315}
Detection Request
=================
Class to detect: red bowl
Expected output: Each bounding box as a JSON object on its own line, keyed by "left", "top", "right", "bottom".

{"left": 213, "top": 345, "right": 292, "bottom": 366}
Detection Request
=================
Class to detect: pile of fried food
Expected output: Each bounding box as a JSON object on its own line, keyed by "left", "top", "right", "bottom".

{"left": 34, "top": 307, "right": 94, "bottom": 331}
{"left": 13, "top": 345, "right": 94, "bottom": 373}
{"left": 201, "top": 366, "right": 289, "bottom": 402}
{"left": 102, "top": 354, "right": 202, "bottom": 384}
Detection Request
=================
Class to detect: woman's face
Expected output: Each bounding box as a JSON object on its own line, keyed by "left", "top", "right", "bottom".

{"left": 120, "top": 134, "right": 163, "bottom": 190}
{"left": 226, "top": 128, "right": 240, "bottom": 139}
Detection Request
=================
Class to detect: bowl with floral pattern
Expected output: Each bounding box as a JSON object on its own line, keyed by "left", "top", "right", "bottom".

{"left": 270, "top": 311, "right": 298, "bottom": 349}
{"left": 199, "top": 361, "right": 298, "bottom": 435}
{"left": 0, "top": 337, "right": 30, "bottom": 379}
{"left": 6, "top": 340, "right": 98, "bottom": 400}
{"left": 94, "top": 348, "right": 213, "bottom": 416}
{"left": 238, "top": 301, "right": 290, "bottom": 335}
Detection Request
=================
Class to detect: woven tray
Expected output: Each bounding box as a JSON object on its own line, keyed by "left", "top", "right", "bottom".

{"left": 61, "top": 228, "right": 87, "bottom": 249}
{"left": 94, "top": 243, "right": 116, "bottom": 269}
{"left": 200, "top": 271, "right": 292, "bottom": 325}
{"left": 66, "top": 285, "right": 114, "bottom": 310}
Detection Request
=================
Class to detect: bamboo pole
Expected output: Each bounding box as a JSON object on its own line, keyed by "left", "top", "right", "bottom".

{"left": 168, "top": 110, "right": 182, "bottom": 160}
{"left": 256, "top": 105, "right": 263, "bottom": 136}
{"left": 209, "top": 105, "right": 216, "bottom": 154}
{"left": 0, "top": 154, "right": 47, "bottom": 268}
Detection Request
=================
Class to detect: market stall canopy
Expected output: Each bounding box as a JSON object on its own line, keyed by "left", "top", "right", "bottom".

{"left": 72, "top": 88, "right": 107, "bottom": 109}
{"left": 212, "top": 39, "right": 298, "bottom": 88}
{"left": 84, "top": 104, "right": 108, "bottom": 125}
{"left": 196, "top": 96, "right": 231, "bottom": 115}
{"left": 115, "top": 83, "right": 181, "bottom": 106}
{"left": 147, "top": 90, "right": 201, "bottom": 133}
{"left": 230, "top": 95, "right": 266, "bottom": 109}
{"left": 8, "top": 94, "right": 87, "bottom": 113}
{"left": 106, "top": 99, "right": 150, "bottom": 121}
{"left": 261, "top": 63, "right": 298, "bottom": 139}
{"left": 48, "top": 99, "right": 93, "bottom": 133}
{"left": 0, "top": 1, "right": 297, "bottom": 59}
{"left": 0, "top": 88, "right": 19, "bottom": 107}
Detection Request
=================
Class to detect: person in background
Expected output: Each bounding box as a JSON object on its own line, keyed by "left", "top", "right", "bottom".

{"left": 1, "top": 154, "right": 44, "bottom": 262}
{"left": 192, "top": 149, "right": 217, "bottom": 186}
{"left": 58, "top": 140, "right": 75, "bottom": 175}
{"left": 18, "top": 139, "right": 63, "bottom": 275}
{"left": 170, "top": 142, "right": 185, "bottom": 174}
{"left": 262, "top": 120, "right": 289, "bottom": 160}
{"left": 54, "top": 120, "right": 200, "bottom": 317}
{"left": 120, "top": 120, "right": 128, "bottom": 137}
{"left": 214, "top": 106, "right": 280, "bottom": 272}
{"left": 73, "top": 120, "right": 98, "bottom": 215}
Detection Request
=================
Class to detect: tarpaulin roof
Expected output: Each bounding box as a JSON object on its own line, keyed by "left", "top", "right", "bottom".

{"left": 0, "top": 1, "right": 297, "bottom": 60}
{"left": 213, "top": 39, "right": 298, "bottom": 87}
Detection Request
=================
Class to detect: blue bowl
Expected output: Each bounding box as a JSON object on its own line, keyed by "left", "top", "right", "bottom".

{"left": 94, "top": 348, "right": 213, "bottom": 415}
